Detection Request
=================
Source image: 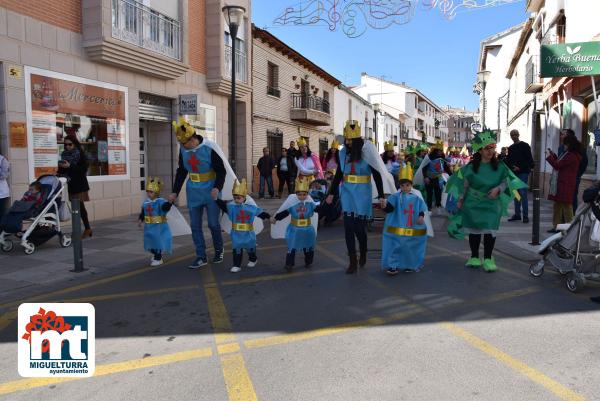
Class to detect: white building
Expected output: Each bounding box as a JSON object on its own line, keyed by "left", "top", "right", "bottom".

{"left": 333, "top": 84, "right": 373, "bottom": 141}
{"left": 476, "top": 23, "right": 524, "bottom": 148}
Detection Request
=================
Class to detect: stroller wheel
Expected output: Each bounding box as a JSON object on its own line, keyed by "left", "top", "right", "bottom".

{"left": 529, "top": 261, "right": 544, "bottom": 277}
{"left": 23, "top": 241, "right": 35, "bottom": 255}
{"left": 59, "top": 233, "right": 72, "bottom": 248}
{"left": 566, "top": 272, "right": 585, "bottom": 293}
{"left": 1, "top": 240, "right": 14, "bottom": 252}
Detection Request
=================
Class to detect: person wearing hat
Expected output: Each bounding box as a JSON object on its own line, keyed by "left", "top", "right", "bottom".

{"left": 138, "top": 178, "right": 173, "bottom": 267}
{"left": 382, "top": 141, "right": 400, "bottom": 189}
{"left": 326, "top": 120, "right": 395, "bottom": 274}
{"left": 169, "top": 117, "right": 235, "bottom": 269}
{"left": 322, "top": 140, "right": 340, "bottom": 176}
{"left": 417, "top": 140, "right": 452, "bottom": 213}
{"left": 445, "top": 130, "right": 527, "bottom": 272}
{"left": 295, "top": 137, "right": 324, "bottom": 182}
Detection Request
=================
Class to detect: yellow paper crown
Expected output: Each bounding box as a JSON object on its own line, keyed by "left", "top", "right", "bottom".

{"left": 146, "top": 177, "right": 163, "bottom": 194}
{"left": 295, "top": 176, "right": 310, "bottom": 193}
{"left": 331, "top": 140, "right": 340, "bottom": 150}
{"left": 384, "top": 141, "right": 395, "bottom": 151}
{"left": 232, "top": 179, "right": 248, "bottom": 197}
{"left": 172, "top": 117, "right": 196, "bottom": 143}
{"left": 297, "top": 137, "right": 307, "bottom": 147}
{"left": 344, "top": 120, "right": 361, "bottom": 139}
{"left": 433, "top": 139, "right": 444, "bottom": 150}
{"left": 399, "top": 163, "right": 414, "bottom": 181}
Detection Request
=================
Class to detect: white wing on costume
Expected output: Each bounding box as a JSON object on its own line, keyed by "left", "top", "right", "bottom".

{"left": 167, "top": 206, "right": 192, "bottom": 237}
{"left": 411, "top": 188, "right": 434, "bottom": 237}
{"left": 270, "top": 194, "right": 318, "bottom": 239}
{"left": 359, "top": 141, "right": 397, "bottom": 197}
{"left": 219, "top": 196, "right": 265, "bottom": 235}
{"left": 440, "top": 173, "right": 450, "bottom": 208}
{"left": 413, "top": 155, "right": 431, "bottom": 187}
{"left": 202, "top": 139, "right": 237, "bottom": 200}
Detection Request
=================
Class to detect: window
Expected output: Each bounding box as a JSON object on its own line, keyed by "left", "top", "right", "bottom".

{"left": 319, "top": 138, "right": 329, "bottom": 158}
{"left": 267, "top": 129, "right": 283, "bottom": 162}
{"left": 149, "top": 10, "right": 159, "bottom": 42}
{"left": 322, "top": 91, "right": 330, "bottom": 114}
{"left": 267, "top": 62, "right": 280, "bottom": 97}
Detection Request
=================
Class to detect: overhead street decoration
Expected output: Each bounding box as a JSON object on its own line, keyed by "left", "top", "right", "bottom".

{"left": 274, "top": 0, "right": 523, "bottom": 38}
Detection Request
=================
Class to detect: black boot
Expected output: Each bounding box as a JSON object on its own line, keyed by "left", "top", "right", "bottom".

{"left": 285, "top": 251, "right": 295, "bottom": 273}
{"left": 346, "top": 252, "right": 358, "bottom": 274}
{"left": 359, "top": 251, "right": 367, "bottom": 268}
{"left": 304, "top": 250, "right": 314, "bottom": 268}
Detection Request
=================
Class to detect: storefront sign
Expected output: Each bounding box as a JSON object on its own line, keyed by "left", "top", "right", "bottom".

{"left": 9, "top": 122, "right": 27, "bottom": 148}
{"left": 25, "top": 67, "right": 129, "bottom": 181}
{"left": 179, "top": 94, "right": 199, "bottom": 115}
{"left": 541, "top": 41, "right": 600, "bottom": 78}
{"left": 8, "top": 65, "right": 23, "bottom": 79}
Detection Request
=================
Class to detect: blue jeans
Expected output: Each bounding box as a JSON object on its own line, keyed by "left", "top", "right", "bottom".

{"left": 259, "top": 175, "right": 274, "bottom": 197}
{"left": 189, "top": 200, "right": 223, "bottom": 258}
{"left": 573, "top": 176, "right": 581, "bottom": 213}
{"left": 513, "top": 172, "right": 529, "bottom": 218}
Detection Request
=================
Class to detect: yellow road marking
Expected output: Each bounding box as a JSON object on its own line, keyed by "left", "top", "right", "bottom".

{"left": 0, "top": 309, "right": 17, "bottom": 332}
{"left": 441, "top": 322, "right": 585, "bottom": 401}
{"left": 0, "top": 347, "right": 213, "bottom": 396}
{"left": 201, "top": 267, "right": 258, "bottom": 401}
{"left": 221, "top": 266, "right": 341, "bottom": 286}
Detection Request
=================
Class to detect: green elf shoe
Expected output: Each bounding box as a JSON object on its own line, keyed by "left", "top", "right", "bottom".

{"left": 483, "top": 258, "right": 497, "bottom": 272}
{"left": 465, "top": 257, "right": 482, "bottom": 268}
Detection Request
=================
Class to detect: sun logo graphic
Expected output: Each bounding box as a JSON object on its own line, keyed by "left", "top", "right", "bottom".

{"left": 18, "top": 303, "right": 95, "bottom": 377}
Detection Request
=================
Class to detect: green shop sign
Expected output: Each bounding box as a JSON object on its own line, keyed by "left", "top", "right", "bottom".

{"left": 541, "top": 41, "right": 600, "bottom": 77}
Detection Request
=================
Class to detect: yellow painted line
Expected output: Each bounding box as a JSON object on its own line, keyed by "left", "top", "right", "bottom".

{"left": 0, "top": 347, "right": 213, "bottom": 396}
{"left": 60, "top": 285, "right": 200, "bottom": 304}
{"left": 220, "top": 353, "right": 258, "bottom": 401}
{"left": 218, "top": 342, "right": 241, "bottom": 355}
{"left": 0, "top": 309, "right": 17, "bottom": 332}
{"left": 441, "top": 322, "right": 585, "bottom": 401}
{"left": 220, "top": 266, "right": 341, "bottom": 286}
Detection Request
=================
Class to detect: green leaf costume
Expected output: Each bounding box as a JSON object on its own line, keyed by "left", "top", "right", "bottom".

{"left": 445, "top": 162, "right": 527, "bottom": 239}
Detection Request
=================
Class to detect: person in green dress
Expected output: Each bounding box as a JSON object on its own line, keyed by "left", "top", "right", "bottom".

{"left": 445, "top": 130, "right": 527, "bottom": 272}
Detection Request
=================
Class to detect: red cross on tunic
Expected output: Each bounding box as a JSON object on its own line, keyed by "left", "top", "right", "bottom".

{"left": 296, "top": 204, "right": 307, "bottom": 219}
{"left": 236, "top": 209, "right": 252, "bottom": 224}
{"left": 403, "top": 202, "right": 414, "bottom": 227}
{"left": 188, "top": 153, "right": 201, "bottom": 173}
{"left": 145, "top": 203, "right": 154, "bottom": 217}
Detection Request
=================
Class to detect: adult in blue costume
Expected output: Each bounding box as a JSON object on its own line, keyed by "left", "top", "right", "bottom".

{"left": 169, "top": 118, "right": 232, "bottom": 269}
{"left": 326, "top": 120, "right": 388, "bottom": 274}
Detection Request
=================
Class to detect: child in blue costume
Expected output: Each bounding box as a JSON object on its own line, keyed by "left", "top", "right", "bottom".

{"left": 138, "top": 178, "right": 173, "bottom": 267}
{"left": 271, "top": 177, "right": 322, "bottom": 273}
{"left": 381, "top": 165, "right": 432, "bottom": 275}
{"left": 217, "top": 179, "right": 270, "bottom": 273}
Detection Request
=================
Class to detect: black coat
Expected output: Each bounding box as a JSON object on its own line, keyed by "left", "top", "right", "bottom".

{"left": 276, "top": 155, "right": 296, "bottom": 176}
{"left": 58, "top": 156, "right": 90, "bottom": 194}
{"left": 257, "top": 155, "right": 275, "bottom": 177}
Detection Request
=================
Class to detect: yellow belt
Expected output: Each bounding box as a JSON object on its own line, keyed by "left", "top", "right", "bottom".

{"left": 344, "top": 174, "right": 370, "bottom": 184}
{"left": 386, "top": 226, "right": 427, "bottom": 237}
{"left": 232, "top": 223, "right": 253, "bottom": 231}
{"left": 145, "top": 216, "right": 167, "bottom": 224}
{"left": 189, "top": 171, "right": 216, "bottom": 182}
{"left": 291, "top": 218, "right": 311, "bottom": 227}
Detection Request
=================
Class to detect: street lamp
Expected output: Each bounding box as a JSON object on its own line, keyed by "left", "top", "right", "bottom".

{"left": 222, "top": 4, "right": 246, "bottom": 174}
{"left": 373, "top": 103, "right": 380, "bottom": 142}
{"left": 477, "top": 70, "right": 491, "bottom": 129}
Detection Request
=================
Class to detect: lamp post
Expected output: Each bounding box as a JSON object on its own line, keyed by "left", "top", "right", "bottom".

{"left": 373, "top": 103, "right": 380, "bottom": 143}
{"left": 222, "top": 5, "right": 246, "bottom": 174}
{"left": 477, "top": 70, "right": 491, "bottom": 129}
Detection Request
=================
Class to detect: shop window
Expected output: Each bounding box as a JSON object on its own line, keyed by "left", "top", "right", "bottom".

{"left": 267, "top": 129, "right": 283, "bottom": 162}
{"left": 183, "top": 103, "right": 217, "bottom": 143}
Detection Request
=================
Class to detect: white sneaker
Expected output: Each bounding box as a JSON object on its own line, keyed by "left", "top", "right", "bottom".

{"left": 247, "top": 260, "right": 257, "bottom": 268}
{"left": 230, "top": 266, "right": 242, "bottom": 273}
{"left": 150, "top": 258, "right": 164, "bottom": 267}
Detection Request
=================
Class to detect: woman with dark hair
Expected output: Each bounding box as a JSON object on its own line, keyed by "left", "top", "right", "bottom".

{"left": 58, "top": 134, "right": 92, "bottom": 238}
{"left": 323, "top": 141, "right": 340, "bottom": 175}
{"left": 326, "top": 120, "right": 394, "bottom": 274}
{"left": 295, "top": 138, "right": 323, "bottom": 182}
{"left": 445, "top": 130, "right": 526, "bottom": 272}
{"left": 546, "top": 135, "right": 582, "bottom": 233}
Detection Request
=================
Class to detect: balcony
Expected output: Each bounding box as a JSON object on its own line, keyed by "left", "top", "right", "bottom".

{"left": 83, "top": 0, "right": 188, "bottom": 79}
{"left": 207, "top": 44, "right": 252, "bottom": 98}
{"left": 223, "top": 45, "right": 248, "bottom": 84}
{"left": 525, "top": 56, "right": 543, "bottom": 93}
{"left": 290, "top": 93, "right": 331, "bottom": 126}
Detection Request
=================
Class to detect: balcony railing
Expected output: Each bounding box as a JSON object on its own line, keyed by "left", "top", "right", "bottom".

{"left": 525, "top": 55, "right": 543, "bottom": 93}
{"left": 224, "top": 44, "right": 248, "bottom": 84}
{"left": 111, "top": 0, "right": 181, "bottom": 60}
{"left": 291, "top": 93, "right": 330, "bottom": 114}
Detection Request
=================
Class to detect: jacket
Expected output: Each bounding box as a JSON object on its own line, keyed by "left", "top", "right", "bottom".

{"left": 546, "top": 151, "right": 581, "bottom": 203}
{"left": 257, "top": 155, "right": 275, "bottom": 177}
{"left": 276, "top": 155, "right": 296, "bottom": 176}
{"left": 58, "top": 155, "right": 90, "bottom": 195}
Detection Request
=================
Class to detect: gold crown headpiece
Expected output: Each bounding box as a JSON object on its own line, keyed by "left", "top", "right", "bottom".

{"left": 232, "top": 179, "right": 248, "bottom": 197}
{"left": 331, "top": 140, "right": 340, "bottom": 150}
{"left": 399, "top": 163, "right": 414, "bottom": 182}
{"left": 172, "top": 117, "right": 196, "bottom": 143}
{"left": 297, "top": 137, "right": 308, "bottom": 147}
{"left": 344, "top": 120, "right": 361, "bottom": 139}
{"left": 384, "top": 141, "right": 395, "bottom": 151}
{"left": 146, "top": 177, "right": 163, "bottom": 194}
{"left": 295, "top": 176, "right": 310, "bottom": 193}
{"left": 432, "top": 139, "right": 444, "bottom": 150}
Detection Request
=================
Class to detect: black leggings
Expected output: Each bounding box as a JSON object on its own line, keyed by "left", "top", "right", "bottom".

{"left": 233, "top": 249, "right": 257, "bottom": 266}
{"left": 468, "top": 234, "right": 496, "bottom": 259}
{"left": 285, "top": 249, "right": 314, "bottom": 266}
{"left": 80, "top": 201, "right": 91, "bottom": 230}
{"left": 426, "top": 177, "right": 442, "bottom": 209}
{"left": 343, "top": 214, "right": 367, "bottom": 254}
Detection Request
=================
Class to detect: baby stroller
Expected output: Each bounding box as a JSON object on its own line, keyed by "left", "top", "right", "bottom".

{"left": 0, "top": 175, "right": 72, "bottom": 254}
{"left": 529, "top": 184, "right": 600, "bottom": 292}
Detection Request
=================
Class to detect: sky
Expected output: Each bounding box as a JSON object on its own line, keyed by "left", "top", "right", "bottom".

{"left": 251, "top": 0, "right": 530, "bottom": 111}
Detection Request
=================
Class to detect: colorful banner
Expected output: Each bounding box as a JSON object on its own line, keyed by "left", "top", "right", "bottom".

{"left": 541, "top": 41, "right": 600, "bottom": 78}
{"left": 31, "top": 111, "right": 58, "bottom": 177}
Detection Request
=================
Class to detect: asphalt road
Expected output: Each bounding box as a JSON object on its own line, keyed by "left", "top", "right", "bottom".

{"left": 0, "top": 216, "right": 598, "bottom": 401}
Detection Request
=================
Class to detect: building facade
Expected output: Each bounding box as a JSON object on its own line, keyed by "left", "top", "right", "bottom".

{"left": 251, "top": 25, "right": 340, "bottom": 191}
{"left": 444, "top": 106, "right": 478, "bottom": 149}
{"left": 0, "top": 0, "right": 253, "bottom": 220}
{"left": 333, "top": 84, "right": 373, "bottom": 141}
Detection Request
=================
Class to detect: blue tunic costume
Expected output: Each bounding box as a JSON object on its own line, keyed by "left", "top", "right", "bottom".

{"left": 285, "top": 201, "right": 317, "bottom": 252}
{"left": 226, "top": 202, "right": 262, "bottom": 251}
{"left": 338, "top": 147, "right": 374, "bottom": 219}
{"left": 180, "top": 144, "right": 216, "bottom": 208}
{"left": 382, "top": 191, "right": 428, "bottom": 271}
{"left": 142, "top": 198, "right": 172, "bottom": 254}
